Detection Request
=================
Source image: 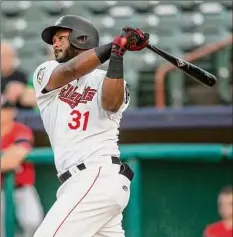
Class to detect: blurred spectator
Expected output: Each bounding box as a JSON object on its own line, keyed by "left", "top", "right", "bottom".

{"left": 1, "top": 97, "right": 44, "bottom": 237}
{"left": 19, "top": 46, "right": 55, "bottom": 111}
{"left": 1, "top": 42, "right": 32, "bottom": 110}
{"left": 203, "top": 185, "right": 233, "bottom": 237}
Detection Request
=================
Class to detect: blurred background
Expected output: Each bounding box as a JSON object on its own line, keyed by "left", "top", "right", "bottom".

{"left": 1, "top": 1, "right": 232, "bottom": 237}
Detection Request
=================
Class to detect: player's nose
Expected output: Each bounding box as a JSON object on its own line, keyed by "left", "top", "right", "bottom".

{"left": 52, "top": 38, "right": 61, "bottom": 50}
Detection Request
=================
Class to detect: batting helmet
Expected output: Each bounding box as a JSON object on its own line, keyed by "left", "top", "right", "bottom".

{"left": 41, "top": 15, "right": 99, "bottom": 50}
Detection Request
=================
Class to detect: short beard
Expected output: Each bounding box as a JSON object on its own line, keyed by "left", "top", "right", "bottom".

{"left": 56, "top": 45, "right": 80, "bottom": 63}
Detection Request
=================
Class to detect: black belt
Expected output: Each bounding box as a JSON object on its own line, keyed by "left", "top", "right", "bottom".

{"left": 58, "top": 156, "right": 134, "bottom": 184}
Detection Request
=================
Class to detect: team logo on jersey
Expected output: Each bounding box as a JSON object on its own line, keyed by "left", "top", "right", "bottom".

{"left": 58, "top": 84, "right": 97, "bottom": 108}
{"left": 37, "top": 67, "right": 46, "bottom": 85}
{"left": 125, "top": 83, "right": 130, "bottom": 104}
{"left": 122, "top": 185, "right": 128, "bottom": 192}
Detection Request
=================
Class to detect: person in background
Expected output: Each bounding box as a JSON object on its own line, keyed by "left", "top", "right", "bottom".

{"left": 1, "top": 42, "right": 31, "bottom": 110}
{"left": 19, "top": 46, "right": 55, "bottom": 111}
{"left": 203, "top": 185, "right": 233, "bottom": 237}
{"left": 1, "top": 97, "right": 44, "bottom": 237}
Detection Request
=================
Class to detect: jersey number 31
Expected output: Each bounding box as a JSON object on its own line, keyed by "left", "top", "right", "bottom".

{"left": 68, "top": 110, "right": 90, "bottom": 131}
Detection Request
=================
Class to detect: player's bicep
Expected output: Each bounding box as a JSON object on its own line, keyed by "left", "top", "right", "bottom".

{"left": 3, "top": 145, "right": 31, "bottom": 158}
{"left": 98, "top": 79, "right": 130, "bottom": 117}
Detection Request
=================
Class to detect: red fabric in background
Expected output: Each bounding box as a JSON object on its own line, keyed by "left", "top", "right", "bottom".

{"left": 204, "top": 221, "right": 232, "bottom": 237}
{"left": 1, "top": 122, "right": 35, "bottom": 187}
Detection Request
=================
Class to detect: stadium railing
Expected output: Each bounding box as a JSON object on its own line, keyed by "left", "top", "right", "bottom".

{"left": 154, "top": 34, "right": 233, "bottom": 108}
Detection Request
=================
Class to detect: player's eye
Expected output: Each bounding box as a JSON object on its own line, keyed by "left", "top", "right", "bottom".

{"left": 59, "top": 36, "right": 66, "bottom": 40}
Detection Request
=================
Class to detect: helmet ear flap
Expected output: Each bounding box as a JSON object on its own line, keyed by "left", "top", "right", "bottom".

{"left": 69, "top": 29, "right": 98, "bottom": 50}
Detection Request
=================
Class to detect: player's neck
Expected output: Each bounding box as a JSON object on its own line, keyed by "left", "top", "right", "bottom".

{"left": 222, "top": 218, "right": 233, "bottom": 229}
{"left": 1, "top": 122, "right": 14, "bottom": 137}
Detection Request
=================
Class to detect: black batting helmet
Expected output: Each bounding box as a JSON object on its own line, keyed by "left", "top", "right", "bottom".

{"left": 41, "top": 15, "right": 99, "bottom": 50}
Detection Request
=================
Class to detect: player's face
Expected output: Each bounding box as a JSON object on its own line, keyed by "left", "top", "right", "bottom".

{"left": 52, "top": 29, "right": 80, "bottom": 63}
{"left": 1, "top": 43, "right": 16, "bottom": 75}
{"left": 218, "top": 193, "right": 233, "bottom": 220}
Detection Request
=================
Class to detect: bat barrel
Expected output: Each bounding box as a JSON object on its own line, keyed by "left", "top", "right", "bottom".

{"left": 146, "top": 44, "right": 217, "bottom": 88}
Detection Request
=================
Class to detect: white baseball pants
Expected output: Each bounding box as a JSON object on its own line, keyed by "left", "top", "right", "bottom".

{"left": 33, "top": 163, "right": 131, "bottom": 237}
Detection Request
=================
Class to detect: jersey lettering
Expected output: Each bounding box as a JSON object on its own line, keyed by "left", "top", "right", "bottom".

{"left": 59, "top": 84, "right": 97, "bottom": 109}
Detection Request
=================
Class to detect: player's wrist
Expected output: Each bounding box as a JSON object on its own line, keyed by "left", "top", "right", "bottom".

{"left": 95, "top": 43, "right": 112, "bottom": 64}
{"left": 106, "top": 54, "right": 123, "bottom": 79}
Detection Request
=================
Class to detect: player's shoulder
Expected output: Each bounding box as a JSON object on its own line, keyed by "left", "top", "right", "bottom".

{"left": 33, "top": 60, "right": 59, "bottom": 77}
{"left": 33, "top": 60, "right": 60, "bottom": 87}
{"left": 34, "top": 60, "right": 60, "bottom": 72}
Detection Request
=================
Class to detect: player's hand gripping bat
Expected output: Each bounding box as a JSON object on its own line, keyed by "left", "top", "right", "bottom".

{"left": 146, "top": 44, "right": 217, "bottom": 87}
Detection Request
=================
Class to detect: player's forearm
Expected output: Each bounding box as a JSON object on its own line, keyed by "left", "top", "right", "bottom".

{"left": 0, "top": 146, "right": 30, "bottom": 172}
{"left": 102, "top": 54, "right": 124, "bottom": 112}
{"left": 47, "top": 43, "right": 112, "bottom": 90}
{"left": 1, "top": 157, "right": 22, "bottom": 172}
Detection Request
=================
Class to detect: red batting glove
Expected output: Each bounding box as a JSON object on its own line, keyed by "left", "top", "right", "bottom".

{"left": 122, "top": 27, "right": 150, "bottom": 51}
{"left": 111, "top": 28, "right": 146, "bottom": 57}
{"left": 111, "top": 35, "right": 128, "bottom": 57}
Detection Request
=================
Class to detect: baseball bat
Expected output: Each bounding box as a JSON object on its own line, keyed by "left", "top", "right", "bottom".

{"left": 146, "top": 44, "right": 217, "bottom": 87}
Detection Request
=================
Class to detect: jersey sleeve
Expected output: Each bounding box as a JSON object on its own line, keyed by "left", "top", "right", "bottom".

{"left": 33, "top": 60, "right": 61, "bottom": 112}
{"left": 14, "top": 125, "right": 34, "bottom": 151}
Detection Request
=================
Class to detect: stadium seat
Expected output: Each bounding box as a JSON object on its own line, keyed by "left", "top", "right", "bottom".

{"left": 150, "top": 34, "right": 182, "bottom": 54}
{"left": 198, "top": 2, "right": 228, "bottom": 29}
{"left": 23, "top": 2, "right": 48, "bottom": 22}
{"left": 17, "top": 38, "right": 45, "bottom": 58}
{"left": 108, "top": 5, "right": 135, "bottom": 18}
{"left": 175, "top": 1, "right": 203, "bottom": 11}
{"left": 152, "top": 4, "right": 183, "bottom": 35}
{"left": 195, "top": 3, "right": 229, "bottom": 43}
{"left": 38, "top": 1, "right": 75, "bottom": 16}
{"left": 57, "top": 2, "right": 93, "bottom": 19}
{"left": 114, "top": 1, "right": 153, "bottom": 13}
{"left": 92, "top": 15, "right": 117, "bottom": 32}
{"left": 179, "top": 32, "right": 205, "bottom": 52}
{"left": 24, "top": 21, "right": 45, "bottom": 39}
{"left": 20, "top": 56, "right": 46, "bottom": 74}
{"left": 181, "top": 12, "right": 204, "bottom": 32}
{"left": 1, "top": 17, "right": 28, "bottom": 38}
{"left": 1, "top": 1, "right": 31, "bottom": 17}
{"left": 81, "top": 1, "right": 117, "bottom": 14}
{"left": 221, "top": 1, "right": 233, "bottom": 10}
{"left": 97, "top": 13, "right": 161, "bottom": 37}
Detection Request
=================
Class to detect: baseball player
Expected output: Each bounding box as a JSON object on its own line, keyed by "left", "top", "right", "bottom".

{"left": 1, "top": 97, "right": 44, "bottom": 237}
{"left": 32, "top": 15, "right": 149, "bottom": 237}
{"left": 203, "top": 186, "right": 232, "bottom": 237}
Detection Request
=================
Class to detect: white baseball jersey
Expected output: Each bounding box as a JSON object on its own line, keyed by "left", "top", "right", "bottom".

{"left": 33, "top": 60, "right": 130, "bottom": 174}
